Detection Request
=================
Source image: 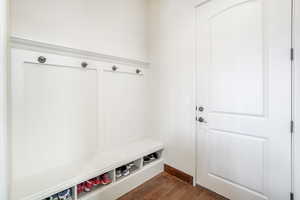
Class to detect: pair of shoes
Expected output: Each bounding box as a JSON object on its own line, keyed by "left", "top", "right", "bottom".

{"left": 77, "top": 183, "right": 84, "bottom": 195}
{"left": 122, "top": 165, "right": 130, "bottom": 176}
{"left": 77, "top": 181, "right": 93, "bottom": 194}
{"left": 90, "top": 173, "right": 112, "bottom": 185}
{"left": 116, "top": 167, "right": 124, "bottom": 178}
{"left": 77, "top": 173, "right": 112, "bottom": 195}
{"left": 87, "top": 173, "right": 112, "bottom": 188}
{"left": 101, "top": 173, "right": 112, "bottom": 185}
{"left": 143, "top": 153, "right": 158, "bottom": 164}
{"left": 47, "top": 189, "right": 72, "bottom": 200}
{"left": 57, "top": 189, "right": 72, "bottom": 200}
{"left": 91, "top": 177, "right": 102, "bottom": 186}
{"left": 128, "top": 162, "right": 138, "bottom": 173}
{"left": 116, "top": 165, "right": 129, "bottom": 178}
{"left": 77, "top": 180, "right": 93, "bottom": 194}
{"left": 116, "top": 162, "right": 137, "bottom": 178}
{"left": 84, "top": 180, "right": 94, "bottom": 192}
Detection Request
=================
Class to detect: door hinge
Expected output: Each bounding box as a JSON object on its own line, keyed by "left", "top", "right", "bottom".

{"left": 291, "top": 120, "right": 294, "bottom": 133}
{"left": 291, "top": 48, "right": 294, "bottom": 61}
{"left": 290, "top": 192, "right": 294, "bottom": 200}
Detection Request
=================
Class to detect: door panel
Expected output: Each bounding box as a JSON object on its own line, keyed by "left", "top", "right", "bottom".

{"left": 209, "top": 130, "right": 265, "bottom": 193}
{"left": 196, "top": 0, "right": 291, "bottom": 199}
{"left": 209, "top": 0, "right": 264, "bottom": 116}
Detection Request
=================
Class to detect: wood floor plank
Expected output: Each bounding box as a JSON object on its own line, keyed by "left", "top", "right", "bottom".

{"left": 118, "top": 172, "right": 229, "bottom": 200}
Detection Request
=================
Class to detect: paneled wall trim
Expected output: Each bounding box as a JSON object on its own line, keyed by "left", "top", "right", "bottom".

{"left": 10, "top": 37, "right": 150, "bottom": 68}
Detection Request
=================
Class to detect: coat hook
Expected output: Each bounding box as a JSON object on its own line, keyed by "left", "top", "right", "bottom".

{"left": 112, "top": 65, "right": 118, "bottom": 71}
{"left": 38, "top": 56, "right": 46, "bottom": 64}
{"left": 81, "top": 62, "right": 88, "bottom": 68}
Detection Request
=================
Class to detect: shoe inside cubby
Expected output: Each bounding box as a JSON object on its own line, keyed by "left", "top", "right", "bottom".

{"left": 143, "top": 149, "right": 163, "bottom": 166}
{"left": 44, "top": 187, "right": 74, "bottom": 200}
{"left": 115, "top": 159, "right": 142, "bottom": 181}
{"left": 77, "top": 170, "right": 114, "bottom": 199}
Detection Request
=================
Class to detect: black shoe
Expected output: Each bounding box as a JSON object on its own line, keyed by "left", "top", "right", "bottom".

{"left": 143, "top": 156, "right": 151, "bottom": 163}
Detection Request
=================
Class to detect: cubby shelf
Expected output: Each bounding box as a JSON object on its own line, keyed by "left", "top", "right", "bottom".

{"left": 115, "top": 159, "right": 142, "bottom": 182}
{"left": 12, "top": 139, "right": 163, "bottom": 200}
{"left": 78, "top": 158, "right": 164, "bottom": 200}
{"left": 142, "top": 150, "right": 163, "bottom": 167}
{"left": 74, "top": 157, "right": 163, "bottom": 200}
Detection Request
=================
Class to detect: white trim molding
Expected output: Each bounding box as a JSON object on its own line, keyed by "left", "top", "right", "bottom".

{"left": 0, "top": 0, "right": 8, "bottom": 199}
{"left": 10, "top": 37, "right": 150, "bottom": 68}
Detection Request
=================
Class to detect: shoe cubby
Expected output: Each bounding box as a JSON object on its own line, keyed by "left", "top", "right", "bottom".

{"left": 12, "top": 139, "right": 163, "bottom": 200}
{"left": 143, "top": 150, "right": 163, "bottom": 166}
{"left": 76, "top": 170, "right": 114, "bottom": 200}
{"left": 115, "top": 158, "right": 142, "bottom": 181}
{"left": 44, "top": 187, "right": 75, "bottom": 200}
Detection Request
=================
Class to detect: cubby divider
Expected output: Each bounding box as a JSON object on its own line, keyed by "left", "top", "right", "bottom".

{"left": 71, "top": 186, "right": 76, "bottom": 200}
{"left": 74, "top": 185, "right": 78, "bottom": 200}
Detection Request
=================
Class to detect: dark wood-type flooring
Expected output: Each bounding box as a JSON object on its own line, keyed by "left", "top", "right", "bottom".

{"left": 118, "top": 172, "right": 229, "bottom": 200}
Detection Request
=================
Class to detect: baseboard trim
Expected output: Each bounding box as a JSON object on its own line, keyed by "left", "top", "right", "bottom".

{"left": 164, "top": 164, "right": 193, "bottom": 185}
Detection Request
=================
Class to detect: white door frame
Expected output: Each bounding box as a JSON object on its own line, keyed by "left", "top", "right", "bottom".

{"left": 293, "top": 0, "right": 300, "bottom": 198}
{"left": 0, "top": 0, "right": 9, "bottom": 199}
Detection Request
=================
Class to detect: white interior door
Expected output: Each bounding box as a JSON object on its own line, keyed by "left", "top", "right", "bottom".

{"left": 196, "top": 0, "right": 292, "bottom": 199}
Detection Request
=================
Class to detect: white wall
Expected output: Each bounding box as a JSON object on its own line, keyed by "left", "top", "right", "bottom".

{"left": 148, "top": 0, "right": 196, "bottom": 176}
{"left": 11, "top": 0, "right": 149, "bottom": 62}
{"left": 0, "top": 0, "right": 8, "bottom": 199}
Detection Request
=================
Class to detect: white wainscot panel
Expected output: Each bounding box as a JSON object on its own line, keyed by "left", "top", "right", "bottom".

{"left": 12, "top": 61, "right": 98, "bottom": 180}
{"left": 102, "top": 67, "right": 149, "bottom": 148}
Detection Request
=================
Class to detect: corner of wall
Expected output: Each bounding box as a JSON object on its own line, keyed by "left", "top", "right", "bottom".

{"left": 0, "top": 0, "right": 9, "bottom": 198}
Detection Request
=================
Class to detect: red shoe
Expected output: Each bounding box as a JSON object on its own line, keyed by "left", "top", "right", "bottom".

{"left": 101, "top": 173, "right": 112, "bottom": 185}
{"left": 91, "top": 177, "right": 102, "bottom": 186}
{"left": 84, "top": 180, "right": 94, "bottom": 192}
{"left": 77, "top": 183, "right": 84, "bottom": 195}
